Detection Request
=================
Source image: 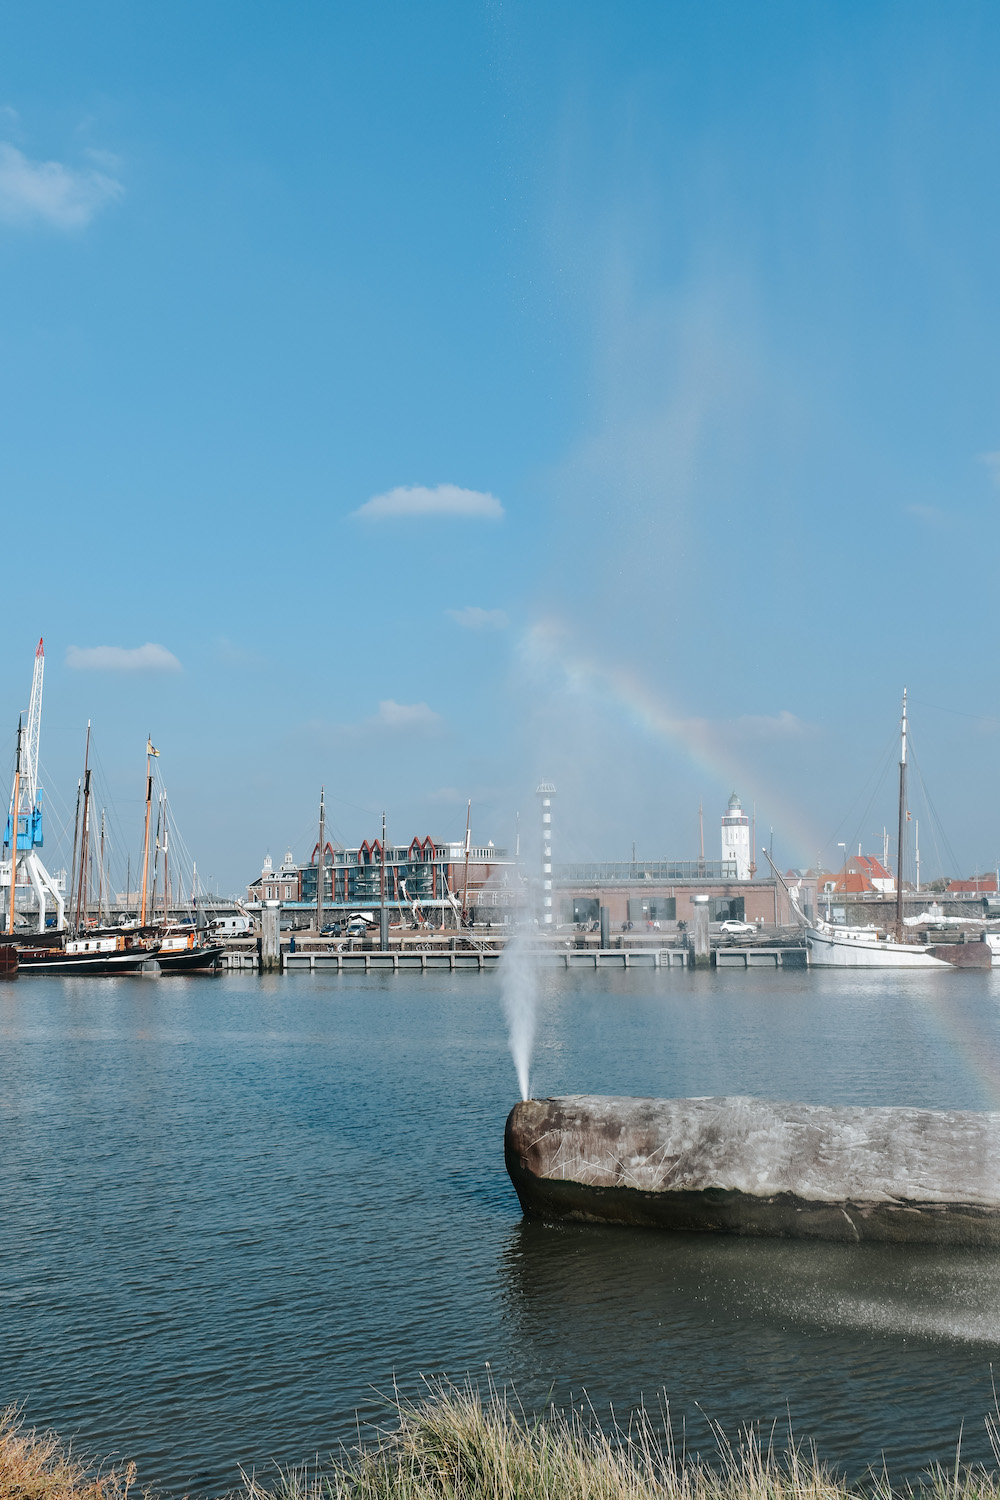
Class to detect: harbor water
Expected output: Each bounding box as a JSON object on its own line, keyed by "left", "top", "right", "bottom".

{"left": 2, "top": 967, "right": 1000, "bottom": 1493}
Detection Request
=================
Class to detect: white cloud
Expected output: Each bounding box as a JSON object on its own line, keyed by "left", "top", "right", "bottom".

{"left": 66, "top": 643, "right": 181, "bottom": 673}
{"left": 214, "top": 636, "right": 268, "bottom": 669}
{"left": 906, "top": 503, "right": 947, "bottom": 525}
{"left": 982, "top": 452, "right": 1000, "bottom": 486}
{"left": 447, "top": 606, "right": 509, "bottom": 630}
{"left": 353, "top": 484, "right": 504, "bottom": 521}
{"left": 726, "top": 710, "right": 810, "bottom": 741}
{"left": 0, "top": 142, "right": 123, "bottom": 229}
{"left": 367, "top": 699, "right": 442, "bottom": 732}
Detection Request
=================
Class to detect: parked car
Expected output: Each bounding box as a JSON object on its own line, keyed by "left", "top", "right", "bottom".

{"left": 719, "top": 918, "right": 756, "bottom": 935}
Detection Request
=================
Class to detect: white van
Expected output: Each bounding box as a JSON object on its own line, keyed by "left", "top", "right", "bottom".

{"left": 210, "top": 915, "right": 253, "bottom": 935}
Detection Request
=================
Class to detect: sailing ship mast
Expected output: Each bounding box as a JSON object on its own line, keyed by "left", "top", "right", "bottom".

{"left": 162, "top": 793, "right": 170, "bottom": 922}
{"left": 461, "top": 800, "right": 472, "bottom": 924}
{"left": 73, "top": 722, "right": 92, "bottom": 933}
{"left": 316, "top": 786, "right": 325, "bottom": 933}
{"left": 380, "top": 809, "right": 387, "bottom": 948}
{"left": 97, "top": 809, "right": 107, "bottom": 927}
{"left": 895, "top": 688, "right": 908, "bottom": 943}
{"left": 139, "top": 738, "right": 157, "bottom": 925}
{"left": 7, "top": 718, "right": 21, "bottom": 935}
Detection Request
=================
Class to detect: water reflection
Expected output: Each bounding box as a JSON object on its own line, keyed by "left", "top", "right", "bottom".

{"left": 498, "top": 1218, "right": 1000, "bottom": 1476}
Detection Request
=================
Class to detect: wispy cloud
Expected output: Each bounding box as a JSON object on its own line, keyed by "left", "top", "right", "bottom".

{"left": 214, "top": 636, "right": 268, "bottom": 669}
{"left": 353, "top": 484, "right": 504, "bottom": 521}
{"left": 722, "top": 710, "right": 812, "bottom": 741}
{"left": 906, "top": 503, "right": 947, "bottom": 525}
{"left": 981, "top": 452, "right": 1000, "bottom": 486}
{"left": 0, "top": 141, "right": 124, "bottom": 229}
{"left": 447, "top": 606, "right": 509, "bottom": 630}
{"left": 367, "top": 699, "right": 442, "bottom": 732}
{"left": 305, "top": 698, "right": 444, "bottom": 746}
{"left": 67, "top": 643, "right": 181, "bottom": 673}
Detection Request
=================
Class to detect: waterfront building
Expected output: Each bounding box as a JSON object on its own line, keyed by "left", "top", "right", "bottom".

{"left": 947, "top": 874, "right": 999, "bottom": 895}
{"left": 247, "top": 850, "right": 301, "bottom": 904}
{"left": 823, "top": 855, "right": 895, "bottom": 896}
{"left": 554, "top": 859, "right": 790, "bottom": 929}
{"left": 721, "top": 792, "right": 752, "bottom": 880}
{"left": 295, "top": 835, "right": 515, "bottom": 922}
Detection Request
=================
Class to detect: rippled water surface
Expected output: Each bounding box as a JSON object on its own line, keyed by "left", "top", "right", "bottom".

{"left": 3, "top": 966, "right": 1000, "bottom": 1493}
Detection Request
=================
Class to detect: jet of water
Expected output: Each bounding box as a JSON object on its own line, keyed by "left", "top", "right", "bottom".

{"left": 499, "top": 931, "right": 538, "bottom": 1100}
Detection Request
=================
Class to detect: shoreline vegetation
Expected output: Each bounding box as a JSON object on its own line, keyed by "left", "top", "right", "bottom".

{"left": 4, "top": 1386, "right": 1000, "bottom": 1500}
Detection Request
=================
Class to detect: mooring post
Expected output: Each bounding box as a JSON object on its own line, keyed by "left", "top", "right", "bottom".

{"left": 261, "top": 900, "right": 281, "bottom": 972}
{"left": 692, "top": 894, "right": 711, "bottom": 967}
{"left": 600, "top": 905, "right": 610, "bottom": 948}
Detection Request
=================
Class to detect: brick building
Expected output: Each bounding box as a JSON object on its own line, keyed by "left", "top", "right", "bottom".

{"left": 553, "top": 860, "right": 794, "bottom": 930}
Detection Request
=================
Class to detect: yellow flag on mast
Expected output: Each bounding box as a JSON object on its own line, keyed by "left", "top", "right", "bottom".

{"left": 147, "top": 738, "right": 159, "bottom": 758}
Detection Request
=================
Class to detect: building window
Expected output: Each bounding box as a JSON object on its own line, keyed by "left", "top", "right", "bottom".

{"left": 628, "top": 897, "right": 676, "bottom": 922}
{"left": 713, "top": 897, "right": 745, "bottom": 922}
{"left": 564, "top": 897, "right": 599, "bottom": 924}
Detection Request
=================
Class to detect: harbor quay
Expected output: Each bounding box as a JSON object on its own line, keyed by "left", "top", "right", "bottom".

{"left": 226, "top": 785, "right": 999, "bottom": 972}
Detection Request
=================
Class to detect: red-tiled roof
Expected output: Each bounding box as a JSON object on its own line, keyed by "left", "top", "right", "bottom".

{"left": 850, "top": 854, "right": 892, "bottom": 880}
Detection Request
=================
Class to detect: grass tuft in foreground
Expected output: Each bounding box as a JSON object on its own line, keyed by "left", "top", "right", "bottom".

{"left": 9, "top": 1385, "right": 1000, "bottom": 1500}
{"left": 239, "top": 1384, "right": 1000, "bottom": 1500}
{"left": 0, "top": 1407, "right": 140, "bottom": 1500}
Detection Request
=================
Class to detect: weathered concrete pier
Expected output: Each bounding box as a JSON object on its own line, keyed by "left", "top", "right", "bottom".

{"left": 505, "top": 1094, "right": 1000, "bottom": 1246}
{"left": 216, "top": 932, "right": 809, "bottom": 972}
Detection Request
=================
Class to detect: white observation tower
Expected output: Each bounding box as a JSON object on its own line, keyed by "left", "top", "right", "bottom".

{"left": 721, "top": 791, "right": 751, "bottom": 880}
{"left": 536, "top": 781, "right": 555, "bottom": 925}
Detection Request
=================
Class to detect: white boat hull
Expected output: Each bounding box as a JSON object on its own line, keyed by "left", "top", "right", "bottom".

{"left": 806, "top": 927, "right": 953, "bottom": 968}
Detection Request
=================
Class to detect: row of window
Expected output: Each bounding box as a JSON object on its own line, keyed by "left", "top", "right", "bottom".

{"left": 565, "top": 896, "right": 746, "bottom": 924}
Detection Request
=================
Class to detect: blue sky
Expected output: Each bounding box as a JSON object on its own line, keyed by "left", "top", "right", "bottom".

{"left": 3, "top": 1, "right": 1000, "bottom": 892}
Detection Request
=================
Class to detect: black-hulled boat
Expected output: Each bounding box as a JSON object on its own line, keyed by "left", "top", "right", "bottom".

{"left": 155, "top": 930, "right": 225, "bottom": 972}
{"left": 18, "top": 932, "right": 159, "bottom": 975}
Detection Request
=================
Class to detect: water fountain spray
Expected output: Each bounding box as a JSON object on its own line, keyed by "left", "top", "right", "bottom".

{"left": 500, "top": 931, "right": 538, "bottom": 1100}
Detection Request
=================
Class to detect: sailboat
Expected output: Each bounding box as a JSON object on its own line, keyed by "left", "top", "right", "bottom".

{"left": 802, "top": 691, "right": 991, "bottom": 969}
{"left": 139, "top": 743, "right": 224, "bottom": 973}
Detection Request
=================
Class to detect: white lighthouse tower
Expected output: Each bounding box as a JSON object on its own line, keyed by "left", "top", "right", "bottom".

{"left": 721, "top": 792, "right": 751, "bottom": 879}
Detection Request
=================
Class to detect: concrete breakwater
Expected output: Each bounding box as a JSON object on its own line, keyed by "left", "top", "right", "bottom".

{"left": 505, "top": 1094, "right": 1000, "bottom": 1245}
{"left": 222, "top": 933, "right": 808, "bottom": 972}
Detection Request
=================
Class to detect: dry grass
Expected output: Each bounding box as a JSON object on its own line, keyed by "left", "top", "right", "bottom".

{"left": 237, "top": 1384, "right": 1000, "bottom": 1500}
{"left": 10, "top": 1385, "right": 1000, "bottom": 1500}
{"left": 0, "top": 1407, "right": 139, "bottom": 1500}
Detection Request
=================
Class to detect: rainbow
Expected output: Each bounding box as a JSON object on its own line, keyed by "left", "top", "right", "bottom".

{"left": 520, "top": 618, "right": 823, "bottom": 865}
